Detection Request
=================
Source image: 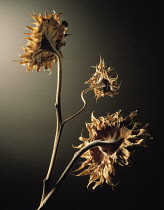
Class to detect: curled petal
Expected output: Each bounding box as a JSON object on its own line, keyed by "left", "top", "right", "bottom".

{"left": 15, "top": 11, "right": 68, "bottom": 72}
{"left": 86, "top": 56, "right": 120, "bottom": 99}
{"left": 74, "top": 110, "right": 152, "bottom": 189}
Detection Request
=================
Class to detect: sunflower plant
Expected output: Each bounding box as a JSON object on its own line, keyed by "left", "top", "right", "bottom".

{"left": 15, "top": 11, "right": 152, "bottom": 210}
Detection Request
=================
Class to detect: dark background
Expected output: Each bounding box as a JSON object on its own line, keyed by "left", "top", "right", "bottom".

{"left": 0, "top": 0, "right": 163, "bottom": 209}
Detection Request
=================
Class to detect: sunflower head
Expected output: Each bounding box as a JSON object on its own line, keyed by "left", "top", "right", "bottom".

{"left": 75, "top": 110, "right": 152, "bottom": 190}
{"left": 86, "top": 57, "right": 121, "bottom": 100}
{"left": 16, "top": 11, "right": 69, "bottom": 73}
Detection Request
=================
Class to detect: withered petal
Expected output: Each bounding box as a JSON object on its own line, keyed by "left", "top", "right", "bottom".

{"left": 16, "top": 11, "right": 68, "bottom": 72}
{"left": 75, "top": 110, "right": 152, "bottom": 189}
{"left": 77, "top": 169, "right": 90, "bottom": 176}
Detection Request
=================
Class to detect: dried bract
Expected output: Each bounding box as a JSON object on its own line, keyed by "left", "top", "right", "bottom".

{"left": 86, "top": 57, "right": 121, "bottom": 99}
{"left": 75, "top": 110, "right": 152, "bottom": 189}
{"left": 16, "top": 11, "right": 68, "bottom": 73}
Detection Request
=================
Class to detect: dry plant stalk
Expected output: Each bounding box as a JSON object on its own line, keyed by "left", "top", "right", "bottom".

{"left": 15, "top": 10, "right": 153, "bottom": 210}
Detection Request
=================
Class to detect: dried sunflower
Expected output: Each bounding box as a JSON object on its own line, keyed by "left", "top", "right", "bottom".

{"left": 86, "top": 57, "right": 121, "bottom": 100}
{"left": 75, "top": 110, "right": 152, "bottom": 190}
{"left": 16, "top": 11, "right": 68, "bottom": 73}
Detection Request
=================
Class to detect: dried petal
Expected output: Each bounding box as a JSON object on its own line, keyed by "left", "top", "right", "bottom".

{"left": 86, "top": 57, "right": 121, "bottom": 99}
{"left": 74, "top": 111, "right": 152, "bottom": 189}
{"left": 16, "top": 11, "right": 68, "bottom": 72}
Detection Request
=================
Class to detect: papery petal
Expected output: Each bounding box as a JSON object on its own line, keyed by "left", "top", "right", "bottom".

{"left": 16, "top": 11, "right": 68, "bottom": 72}
{"left": 74, "top": 110, "right": 152, "bottom": 189}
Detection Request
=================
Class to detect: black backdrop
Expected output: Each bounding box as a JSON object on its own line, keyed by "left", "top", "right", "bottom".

{"left": 0, "top": 0, "right": 163, "bottom": 209}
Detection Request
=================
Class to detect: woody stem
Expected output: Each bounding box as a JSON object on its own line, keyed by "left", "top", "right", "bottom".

{"left": 39, "top": 50, "right": 93, "bottom": 203}
{"left": 40, "top": 64, "right": 108, "bottom": 202}
{"left": 40, "top": 49, "right": 63, "bottom": 202}
{"left": 38, "top": 35, "right": 107, "bottom": 207}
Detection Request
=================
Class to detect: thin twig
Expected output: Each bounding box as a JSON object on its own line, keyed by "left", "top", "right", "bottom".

{"left": 63, "top": 87, "right": 93, "bottom": 123}
{"left": 63, "top": 82, "right": 107, "bottom": 123}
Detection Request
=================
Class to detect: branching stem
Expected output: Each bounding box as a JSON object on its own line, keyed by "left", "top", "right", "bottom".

{"left": 39, "top": 34, "right": 109, "bottom": 208}
{"left": 39, "top": 49, "right": 96, "bottom": 203}
{"left": 40, "top": 49, "right": 63, "bottom": 202}
{"left": 37, "top": 138, "right": 119, "bottom": 209}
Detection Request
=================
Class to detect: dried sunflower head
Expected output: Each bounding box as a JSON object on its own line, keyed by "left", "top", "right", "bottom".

{"left": 86, "top": 57, "right": 121, "bottom": 100}
{"left": 75, "top": 110, "right": 152, "bottom": 190}
{"left": 16, "top": 11, "right": 68, "bottom": 73}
